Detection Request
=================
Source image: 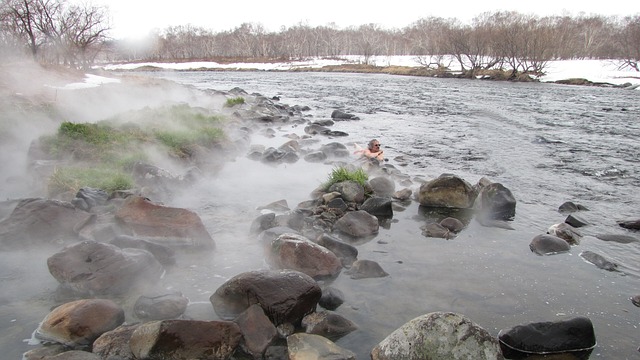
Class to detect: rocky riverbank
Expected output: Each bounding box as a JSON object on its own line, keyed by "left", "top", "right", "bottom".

{"left": 1, "top": 63, "right": 635, "bottom": 359}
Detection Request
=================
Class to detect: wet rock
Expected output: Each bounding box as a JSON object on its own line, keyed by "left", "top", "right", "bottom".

{"left": 35, "top": 299, "right": 125, "bottom": 348}
{"left": 421, "top": 223, "right": 454, "bottom": 239}
{"left": 392, "top": 188, "right": 412, "bottom": 201}
{"left": 267, "top": 233, "right": 343, "bottom": 279}
{"left": 129, "top": 320, "right": 242, "bottom": 360}
{"left": 369, "top": 176, "right": 396, "bottom": 197}
{"left": 618, "top": 218, "right": 640, "bottom": 230}
{"left": 234, "top": 304, "right": 278, "bottom": 359}
{"left": 475, "top": 182, "right": 516, "bottom": 220}
{"left": 579, "top": 250, "right": 619, "bottom": 271}
{"left": 42, "top": 350, "right": 101, "bottom": 360}
{"left": 115, "top": 196, "right": 215, "bottom": 250}
{"left": 302, "top": 310, "right": 357, "bottom": 341}
{"left": 304, "top": 151, "right": 328, "bottom": 163}
{"left": 328, "top": 180, "right": 365, "bottom": 204}
{"left": 333, "top": 210, "right": 379, "bottom": 237}
{"left": 360, "top": 196, "right": 393, "bottom": 218}
{"left": 595, "top": 233, "right": 639, "bottom": 243}
{"left": 558, "top": 201, "right": 589, "bottom": 213}
{"left": 250, "top": 212, "right": 277, "bottom": 234}
{"left": 257, "top": 199, "right": 290, "bottom": 212}
{"left": 320, "top": 142, "right": 350, "bottom": 158}
{"left": 529, "top": 234, "right": 571, "bottom": 255}
{"left": 440, "top": 217, "right": 465, "bottom": 233}
{"left": 210, "top": 269, "right": 322, "bottom": 326}
{"left": 345, "top": 259, "right": 388, "bottom": 279}
{"left": 630, "top": 295, "right": 640, "bottom": 307}
{"left": 47, "top": 241, "right": 164, "bottom": 296}
{"left": 257, "top": 226, "right": 300, "bottom": 247}
{"left": 314, "top": 233, "right": 358, "bottom": 267}
{"left": 304, "top": 123, "right": 331, "bottom": 135}
{"left": 134, "top": 290, "right": 189, "bottom": 320}
{"left": 110, "top": 234, "right": 176, "bottom": 267}
{"left": 330, "top": 109, "right": 360, "bottom": 120}
{"left": 22, "top": 344, "right": 68, "bottom": 360}
{"left": 71, "top": 187, "right": 109, "bottom": 212}
{"left": 547, "top": 222, "right": 582, "bottom": 245}
{"left": 319, "top": 286, "right": 345, "bottom": 311}
{"left": 498, "top": 317, "right": 596, "bottom": 358}
{"left": 287, "top": 333, "right": 356, "bottom": 360}
{"left": 92, "top": 323, "right": 140, "bottom": 360}
{"left": 371, "top": 312, "right": 503, "bottom": 360}
{"left": 565, "top": 214, "right": 589, "bottom": 228}
{"left": 0, "top": 198, "right": 93, "bottom": 249}
{"left": 418, "top": 174, "right": 476, "bottom": 209}
{"left": 326, "top": 197, "right": 348, "bottom": 212}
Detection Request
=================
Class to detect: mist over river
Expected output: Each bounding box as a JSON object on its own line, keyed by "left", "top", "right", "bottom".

{"left": 2, "top": 70, "right": 640, "bottom": 359}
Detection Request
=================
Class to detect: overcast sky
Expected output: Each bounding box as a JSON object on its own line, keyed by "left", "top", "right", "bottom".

{"left": 82, "top": 0, "right": 640, "bottom": 39}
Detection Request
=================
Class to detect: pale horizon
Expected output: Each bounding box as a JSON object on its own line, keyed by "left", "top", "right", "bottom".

{"left": 73, "top": 0, "right": 640, "bottom": 40}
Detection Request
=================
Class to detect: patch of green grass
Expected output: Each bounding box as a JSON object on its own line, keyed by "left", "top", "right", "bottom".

{"left": 48, "top": 166, "right": 134, "bottom": 196}
{"left": 224, "top": 97, "right": 245, "bottom": 107}
{"left": 323, "top": 166, "right": 369, "bottom": 190}
{"left": 40, "top": 104, "right": 228, "bottom": 195}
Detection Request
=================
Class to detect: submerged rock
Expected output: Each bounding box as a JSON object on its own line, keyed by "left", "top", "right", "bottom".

{"left": 345, "top": 259, "right": 388, "bottom": 279}
{"left": 529, "top": 234, "right": 571, "bottom": 255}
{"left": 580, "top": 250, "right": 619, "bottom": 271}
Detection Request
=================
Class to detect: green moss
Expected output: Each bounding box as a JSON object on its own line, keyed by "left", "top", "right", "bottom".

{"left": 322, "top": 166, "right": 369, "bottom": 190}
{"left": 224, "top": 97, "right": 245, "bottom": 107}
{"left": 39, "top": 104, "right": 228, "bottom": 196}
{"left": 48, "top": 166, "right": 134, "bottom": 196}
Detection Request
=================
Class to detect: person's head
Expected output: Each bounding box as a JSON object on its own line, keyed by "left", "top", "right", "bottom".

{"left": 368, "top": 139, "right": 381, "bottom": 151}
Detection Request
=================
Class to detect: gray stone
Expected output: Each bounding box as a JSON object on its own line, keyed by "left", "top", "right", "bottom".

{"left": 288, "top": 333, "right": 356, "bottom": 360}
{"left": 371, "top": 312, "right": 503, "bottom": 360}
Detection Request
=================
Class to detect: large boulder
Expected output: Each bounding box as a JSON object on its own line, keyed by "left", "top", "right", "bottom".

{"left": 114, "top": 196, "right": 215, "bottom": 250}
{"left": 267, "top": 233, "right": 343, "bottom": 279}
{"left": 35, "top": 299, "right": 125, "bottom": 348}
{"left": 0, "top": 198, "right": 93, "bottom": 249}
{"left": 47, "top": 241, "right": 164, "bottom": 296}
{"left": 475, "top": 182, "right": 516, "bottom": 220}
{"left": 418, "top": 174, "right": 476, "bottom": 209}
{"left": 210, "top": 269, "right": 322, "bottom": 326}
{"left": 368, "top": 176, "right": 396, "bottom": 198}
{"left": 371, "top": 312, "right": 503, "bottom": 360}
{"left": 129, "top": 320, "right": 242, "bottom": 360}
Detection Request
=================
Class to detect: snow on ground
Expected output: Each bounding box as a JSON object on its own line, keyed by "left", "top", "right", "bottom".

{"left": 90, "top": 56, "right": 640, "bottom": 88}
{"left": 48, "top": 73, "right": 121, "bottom": 89}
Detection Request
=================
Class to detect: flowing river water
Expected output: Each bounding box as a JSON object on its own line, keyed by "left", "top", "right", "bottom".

{"left": 2, "top": 71, "right": 639, "bottom": 359}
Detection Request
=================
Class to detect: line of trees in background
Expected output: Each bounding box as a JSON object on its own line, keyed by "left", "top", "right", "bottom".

{"left": 1, "top": 0, "right": 639, "bottom": 77}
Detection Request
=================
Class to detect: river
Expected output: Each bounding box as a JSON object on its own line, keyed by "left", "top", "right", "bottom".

{"left": 3, "top": 70, "right": 640, "bottom": 359}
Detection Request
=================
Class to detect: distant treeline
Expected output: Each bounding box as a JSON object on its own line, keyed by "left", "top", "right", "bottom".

{"left": 1, "top": 0, "right": 639, "bottom": 77}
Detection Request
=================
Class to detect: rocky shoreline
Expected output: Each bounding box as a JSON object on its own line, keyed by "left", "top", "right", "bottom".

{"left": 1, "top": 65, "right": 637, "bottom": 359}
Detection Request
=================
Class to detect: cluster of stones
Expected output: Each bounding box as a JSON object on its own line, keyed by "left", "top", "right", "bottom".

{"left": 4, "top": 85, "right": 638, "bottom": 359}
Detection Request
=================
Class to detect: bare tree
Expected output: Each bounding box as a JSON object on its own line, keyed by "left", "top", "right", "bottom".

{"left": 615, "top": 15, "right": 640, "bottom": 71}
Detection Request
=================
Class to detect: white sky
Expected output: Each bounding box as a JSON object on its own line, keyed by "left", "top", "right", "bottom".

{"left": 79, "top": 0, "right": 640, "bottom": 39}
